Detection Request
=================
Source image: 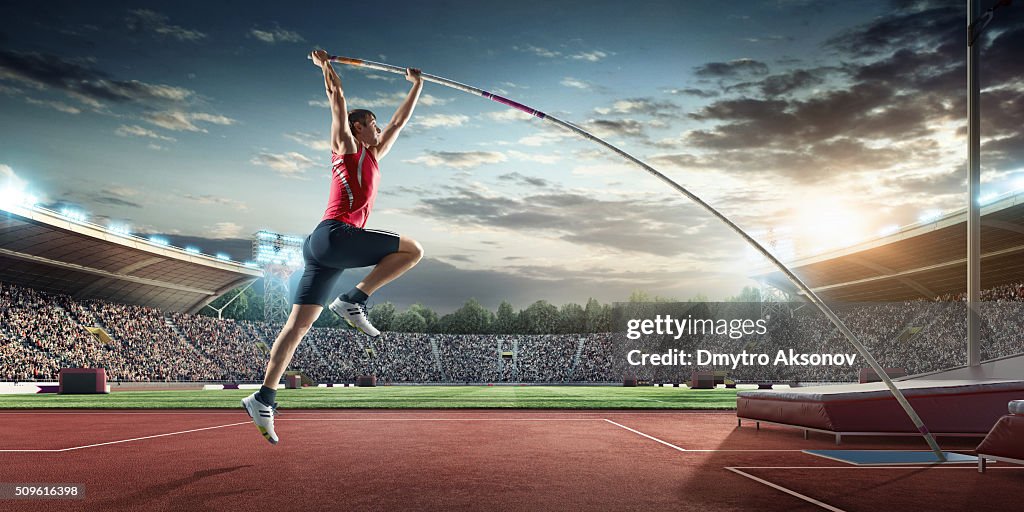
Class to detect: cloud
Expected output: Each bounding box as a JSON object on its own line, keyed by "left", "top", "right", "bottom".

{"left": 689, "top": 97, "right": 791, "bottom": 123}
{"left": 207, "top": 222, "right": 244, "bottom": 239}
{"left": 183, "top": 194, "right": 249, "bottom": 211}
{"left": 49, "top": 186, "right": 145, "bottom": 211}
{"left": 249, "top": 26, "right": 304, "bottom": 44}
{"left": 147, "top": 234, "right": 253, "bottom": 261}
{"left": 498, "top": 172, "right": 552, "bottom": 188}
{"left": 507, "top": 150, "right": 561, "bottom": 164}
{"left": 404, "top": 151, "right": 507, "bottom": 170}
{"left": 284, "top": 131, "right": 331, "bottom": 152}
{"left": 108, "top": 187, "right": 139, "bottom": 197}
{"left": 89, "top": 186, "right": 143, "bottom": 208}
{"left": 115, "top": 124, "right": 176, "bottom": 141}
{"left": 594, "top": 98, "right": 681, "bottom": 118}
{"left": 143, "top": 110, "right": 236, "bottom": 132}
{"left": 517, "top": 129, "right": 572, "bottom": 147}
{"left": 603, "top": 2, "right": 1024, "bottom": 234}
{"left": 825, "top": 4, "right": 959, "bottom": 59}
{"left": 91, "top": 195, "right": 143, "bottom": 208}
{"left": 0, "top": 50, "right": 195, "bottom": 109}
{"left": 724, "top": 68, "right": 832, "bottom": 97}
{"left": 364, "top": 73, "right": 397, "bottom": 82}
{"left": 0, "top": 83, "right": 23, "bottom": 96}
{"left": 190, "top": 112, "right": 234, "bottom": 125}
{"left": 758, "top": 69, "right": 827, "bottom": 96}
{"left": 580, "top": 118, "right": 648, "bottom": 140}
{"left": 250, "top": 152, "right": 317, "bottom": 178}
{"left": 482, "top": 109, "right": 534, "bottom": 123}
{"left": 414, "top": 113, "right": 469, "bottom": 129}
{"left": 741, "top": 35, "right": 795, "bottom": 44}
{"left": 514, "top": 44, "right": 561, "bottom": 58}
{"left": 125, "top": 9, "right": 207, "bottom": 42}
{"left": 346, "top": 91, "right": 451, "bottom": 108}
{"left": 666, "top": 87, "right": 720, "bottom": 98}
{"left": 514, "top": 45, "right": 611, "bottom": 63}
{"left": 409, "top": 184, "right": 726, "bottom": 258}
{"left": 648, "top": 153, "right": 707, "bottom": 170}
{"left": 682, "top": 81, "right": 931, "bottom": 155}
{"left": 984, "top": 26, "right": 1024, "bottom": 86}
{"left": 570, "top": 50, "right": 609, "bottom": 62}
{"left": 694, "top": 58, "right": 770, "bottom": 79}
{"left": 560, "top": 77, "right": 591, "bottom": 90}
{"left": 0, "top": 164, "right": 26, "bottom": 189}
{"left": 24, "top": 97, "right": 81, "bottom": 114}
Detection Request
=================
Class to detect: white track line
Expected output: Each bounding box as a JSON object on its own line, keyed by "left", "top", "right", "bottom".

{"left": 730, "top": 466, "right": 1024, "bottom": 470}
{"left": 278, "top": 418, "right": 604, "bottom": 421}
{"left": 726, "top": 465, "right": 1024, "bottom": 512}
{"left": 684, "top": 449, "right": 804, "bottom": 452}
{"left": 0, "top": 422, "right": 249, "bottom": 453}
{"left": 602, "top": 419, "right": 807, "bottom": 452}
{"left": 0, "top": 412, "right": 251, "bottom": 415}
{"left": 726, "top": 467, "right": 847, "bottom": 512}
{"left": 634, "top": 397, "right": 668, "bottom": 403}
{"left": 0, "top": 411, "right": 737, "bottom": 415}
{"left": 603, "top": 419, "right": 688, "bottom": 452}
{"left": 0, "top": 418, "right": 604, "bottom": 452}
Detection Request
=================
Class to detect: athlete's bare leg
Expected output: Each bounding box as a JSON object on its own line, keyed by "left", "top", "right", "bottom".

{"left": 356, "top": 236, "right": 423, "bottom": 295}
{"left": 262, "top": 304, "right": 323, "bottom": 389}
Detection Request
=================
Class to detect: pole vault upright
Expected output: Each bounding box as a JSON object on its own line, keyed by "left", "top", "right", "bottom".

{"left": 967, "top": 0, "right": 983, "bottom": 367}
{"left": 312, "top": 54, "right": 947, "bottom": 460}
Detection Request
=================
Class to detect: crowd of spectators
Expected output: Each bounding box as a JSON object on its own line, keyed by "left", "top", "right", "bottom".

{"left": 169, "top": 313, "right": 264, "bottom": 381}
{"left": 437, "top": 334, "right": 501, "bottom": 383}
{"left": 3, "top": 281, "right": 1024, "bottom": 384}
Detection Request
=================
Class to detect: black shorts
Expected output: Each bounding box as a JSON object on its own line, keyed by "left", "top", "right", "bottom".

{"left": 293, "top": 219, "right": 401, "bottom": 306}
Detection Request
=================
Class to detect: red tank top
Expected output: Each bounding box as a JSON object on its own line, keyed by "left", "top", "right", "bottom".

{"left": 322, "top": 147, "right": 380, "bottom": 228}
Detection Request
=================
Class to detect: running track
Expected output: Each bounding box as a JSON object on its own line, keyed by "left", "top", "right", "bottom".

{"left": 0, "top": 410, "right": 1020, "bottom": 511}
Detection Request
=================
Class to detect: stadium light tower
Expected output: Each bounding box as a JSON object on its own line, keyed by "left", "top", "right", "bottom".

{"left": 253, "top": 230, "right": 305, "bottom": 324}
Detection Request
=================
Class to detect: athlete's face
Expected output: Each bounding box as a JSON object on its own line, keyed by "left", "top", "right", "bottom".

{"left": 355, "top": 118, "right": 381, "bottom": 146}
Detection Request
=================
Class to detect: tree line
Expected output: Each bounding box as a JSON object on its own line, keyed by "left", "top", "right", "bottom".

{"left": 200, "top": 285, "right": 764, "bottom": 335}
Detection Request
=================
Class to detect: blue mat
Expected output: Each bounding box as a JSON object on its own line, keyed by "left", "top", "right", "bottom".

{"left": 804, "top": 450, "right": 978, "bottom": 465}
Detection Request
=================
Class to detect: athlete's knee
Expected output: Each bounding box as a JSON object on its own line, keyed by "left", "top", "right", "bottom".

{"left": 403, "top": 238, "right": 424, "bottom": 262}
{"left": 283, "top": 305, "right": 320, "bottom": 336}
{"left": 283, "top": 321, "right": 313, "bottom": 337}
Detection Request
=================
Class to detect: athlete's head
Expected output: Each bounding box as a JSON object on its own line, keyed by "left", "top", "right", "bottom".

{"left": 349, "top": 109, "right": 380, "bottom": 146}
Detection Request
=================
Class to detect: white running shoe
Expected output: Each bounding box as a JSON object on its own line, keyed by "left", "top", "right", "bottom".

{"left": 241, "top": 392, "right": 279, "bottom": 445}
{"left": 329, "top": 298, "right": 380, "bottom": 337}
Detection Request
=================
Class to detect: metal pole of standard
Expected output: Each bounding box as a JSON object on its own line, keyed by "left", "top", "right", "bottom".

{"left": 966, "top": 0, "right": 991, "bottom": 368}
{"left": 967, "top": 0, "right": 982, "bottom": 367}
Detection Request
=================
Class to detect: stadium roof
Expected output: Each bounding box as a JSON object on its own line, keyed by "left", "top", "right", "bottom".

{"left": 754, "top": 192, "right": 1024, "bottom": 302}
{"left": 0, "top": 202, "right": 262, "bottom": 313}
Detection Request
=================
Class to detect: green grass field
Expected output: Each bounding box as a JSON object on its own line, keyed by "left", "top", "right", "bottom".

{"left": 0, "top": 386, "right": 738, "bottom": 409}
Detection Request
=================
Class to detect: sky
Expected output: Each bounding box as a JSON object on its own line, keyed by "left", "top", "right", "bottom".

{"left": 1, "top": 0, "right": 1022, "bottom": 313}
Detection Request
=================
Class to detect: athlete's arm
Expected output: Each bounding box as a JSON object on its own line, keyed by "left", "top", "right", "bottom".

{"left": 312, "top": 50, "right": 357, "bottom": 155}
{"left": 374, "top": 68, "right": 423, "bottom": 160}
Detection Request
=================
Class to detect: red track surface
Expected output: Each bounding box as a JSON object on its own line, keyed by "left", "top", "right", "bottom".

{"left": 0, "top": 410, "right": 1020, "bottom": 511}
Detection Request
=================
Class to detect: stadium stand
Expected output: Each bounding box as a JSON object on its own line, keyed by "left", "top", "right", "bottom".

{"left": 3, "top": 281, "right": 1024, "bottom": 384}
{"left": 754, "top": 193, "right": 1024, "bottom": 302}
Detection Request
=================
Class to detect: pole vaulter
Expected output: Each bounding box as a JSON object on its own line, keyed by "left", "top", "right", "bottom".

{"left": 311, "top": 53, "right": 946, "bottom": 460}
